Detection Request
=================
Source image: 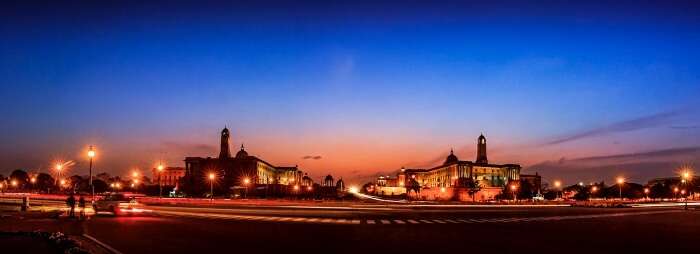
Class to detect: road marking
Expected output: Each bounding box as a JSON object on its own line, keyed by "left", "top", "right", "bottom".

{"left": 393, "top": 220, "right": 406, "bottom": 224}
{"left": 407, "top": 219, "right": 419, "bottom": 224}
{"left": 350, "top": 219, "right": 361, "bottom": 224}
{"left": 380, "top": 219, "right": 391, "bottom": 224}
{"left": 336, "top": 219, "right": 347, "bottom": 224}
{"left": 83, "top": 234, "right": 124, "bottom": 254}
{"left": 419, "top": 219, "right": 434, "bottom": 224}
{"left": 444, "top": 219, "right": 460, "bottom": 223}
{"left": 320, "top": 218, "right": 334, "bottom": 223}
{"left": 432, "top": 219, "right": 447, "bottom": 224}
{"left": 457, "top": 219, "right": 472, "bottom": 223}
{"left": 367, "top": 220, "right": 376, "bottom": 224}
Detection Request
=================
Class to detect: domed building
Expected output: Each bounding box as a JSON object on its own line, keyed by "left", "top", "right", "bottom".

{"left": 374, "top": 134, "right": 523, "bottom": 201}
{"left": 182, "top": 127, "right": 307, "bottom": 196}
{"left": 336, "top": 178, "right": 345, "bottom": 192}
{"left": 323, "top": 175, "right": 335, "bottom": 187}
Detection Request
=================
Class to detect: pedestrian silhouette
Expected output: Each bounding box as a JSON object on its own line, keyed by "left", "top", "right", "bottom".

{"left": 78, "top": 195, "right": 86, "bottom": 219}
{"left": 66, "top": 193, "right": 76, "bottom": 218}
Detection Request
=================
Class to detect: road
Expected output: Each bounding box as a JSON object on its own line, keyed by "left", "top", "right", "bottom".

{"left": 3, "top": 199, "right": 699, "bottom": 254}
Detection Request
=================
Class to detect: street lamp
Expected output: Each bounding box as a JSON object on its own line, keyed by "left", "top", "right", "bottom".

{"left": 644, "top": 188, "right": 650, "bottom": 200}
{"left": 243, "top": 178, "right": 250, "bottom": 199}
{"left": 208, "top": 173, "right": 215, "bottom": 201}
{"left": 681, "top": 171, "right": 692, "bottom": 210}
{"left": 616, "top": 177, "right": 625, "bottom": 201}
{"left": 674, "top": 187, "right": 679, "bottom": 200}
{"left": 591, "top": 186, "right": 598, "bottom": 200}
{"left": 510, "top": 184, "right": 518, "bottom": 202}
{"left": 87, "top": 146, "right": 96, "bottom": 203}
{"left": 55, "top": 163, "right": 63, "bottom": 186}
{"left": 157, "top": 164, "right": 164, "bottom": 198}
{"left": 554, "top": 180, "right": 562, "bottom": 200}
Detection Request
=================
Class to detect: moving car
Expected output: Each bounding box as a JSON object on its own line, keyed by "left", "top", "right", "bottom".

{"left": 93, "top": 193, "right": 144, "bottom": 215}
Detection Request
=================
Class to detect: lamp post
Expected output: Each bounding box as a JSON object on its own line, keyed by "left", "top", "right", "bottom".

{"left": 157, "top": 164, "right": 164, "bottom": 198}
{"left": 682, "top": 171, "right": 691, "bottom": 210}
{"left": 554, "top": 180, "right": 562, "bottom": 200}
{"left": 243, "top": 178, "right": 250, "bottom": 199}
{"left": 208, "top": 173, "right": 215, "bottom": 201}
{"left": 674, "top": 187, "right": 679, "bottom": 200}
{"left": 30, "top": 177, "right": 36, "bottom": 192}
{"left": 510, "top": 184, "right": 518, "bottom": 202}
{"left": 643, "top": 188, "right": 650, "bottom": 201}
{"left": 591, "top": 186, "right": 598, "bottom": 200}
{"left": 55, "top": 163, "right": 63, "bottom": 187}
{"left": 616, "top": 177, "right": 625, "bottom": 201}
{"left": 87, "top": 146, "right": 96, "bottom": 203}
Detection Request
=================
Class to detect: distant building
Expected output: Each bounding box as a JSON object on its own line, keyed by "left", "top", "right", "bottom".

{"left": 152, "top": 167, "right": 185, "bottom": 186}
{"left": 374, "top": 134, "right": 524, "bottom": 201}
{"left": 181, "top": 127, "right": 307, "bottom": 196}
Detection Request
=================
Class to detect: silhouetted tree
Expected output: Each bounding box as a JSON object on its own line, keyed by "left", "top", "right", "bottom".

{"left": 36, "top": 173, "right": 55, "bottom": 193}
{"left": 10, "top": 169, "right": 29, "bottom": 189}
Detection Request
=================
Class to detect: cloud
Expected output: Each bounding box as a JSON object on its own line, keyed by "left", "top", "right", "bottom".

{"left": 160, "top": 141, "right": 217, "bottom": 154}
{"left": 670, "top": 125, "right": 699, "bottom": 130}
{"left": 302, "top": 155, "right": 322, "bottom": 160}
{"left": 527, "top": 146, "right": 700, "bottom": 183}
{"left": 545, "top": 110, "right": 681, "bottom": 145}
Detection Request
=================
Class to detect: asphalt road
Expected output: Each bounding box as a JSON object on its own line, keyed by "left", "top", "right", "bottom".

{"left": 3, "top": 199, "right": 700, "bottom": 254}
{"left": 75, "top": 206, "right": 699, "bottom": 254}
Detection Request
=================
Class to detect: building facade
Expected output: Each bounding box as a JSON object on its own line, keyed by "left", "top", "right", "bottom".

{"left": 375, "top": 134, "right": 523, "bottom": 201}
{"left": 181, "top": 127, "right": 309, "bottom": 196}
{"left": 152, "top": 167, "right": 186, "bottom": 186}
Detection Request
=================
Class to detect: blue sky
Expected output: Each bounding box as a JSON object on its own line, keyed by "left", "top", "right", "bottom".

{"left": 1, "top": 1, "right": 699, "bottom": 185}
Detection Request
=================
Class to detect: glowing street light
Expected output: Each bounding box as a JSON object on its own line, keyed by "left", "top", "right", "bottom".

{"left": 87, "top": 146, "right": 96, "bottom": 203}
{"left": 616, "top": 177, "right": 625, "bottom": 200}
{"left": 55, "top": 163, "right": 63, "bottom": 186}
{"left": 553, "top": 180, "right": 562, "bottom": 200}
{"left": 243, "top": 178, "right": 250, "bottom": 199}
{"left": 591, "top": 186, "right": 598, "bottom": 200}
{"left": 208, "top": 173, "right": 216, "bottom": 201}
{"left": 349, "top": 186, "right": 358, "bottom": 194}
{"left": 510, "top": 184, "right": 518, "bottom": 201}
{"left": 11, "top": 180, "right": 18, "bottom": 188}
{"left": 157, "top": 163, "right": 165, "bottom": 198}
{"left": 644, "top": 188, "right": 650, "bottom": 200}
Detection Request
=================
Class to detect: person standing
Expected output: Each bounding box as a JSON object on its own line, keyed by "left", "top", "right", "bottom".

{"left": 66, "top": 193, "right": 76, "bottom": 218}
{"left": 78, "top": 195, "right": 86, "bottom": 220}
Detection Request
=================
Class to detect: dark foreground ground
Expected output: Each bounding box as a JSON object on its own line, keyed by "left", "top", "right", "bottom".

{"left": 2, "top": 205, "right": 699, "bottom": 254}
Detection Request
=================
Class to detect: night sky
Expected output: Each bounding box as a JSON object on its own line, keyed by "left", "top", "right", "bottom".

{"left": 1, "top": 1, "right": 699, "bottom": 185}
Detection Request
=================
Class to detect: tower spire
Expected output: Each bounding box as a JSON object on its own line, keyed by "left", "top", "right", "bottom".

{"left": 219, "top": 127, "right": 232, "bottom": 158}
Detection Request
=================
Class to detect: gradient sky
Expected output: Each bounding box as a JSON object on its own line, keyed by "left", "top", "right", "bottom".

{"left": 1, "top": 1, "right": 699, "bottom": 185}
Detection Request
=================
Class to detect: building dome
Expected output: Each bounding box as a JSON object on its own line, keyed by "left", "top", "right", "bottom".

{"left": 444, "top": 149, "right": 459, "bottom": 165}
{"left": 323, "top": 174, "right": 334, "bottom": 187}
{"left": 235, "top": 144, "right": 248, "bottom": 158}
{"left": 336, "top": 178, "right": 345, "bottom": 191}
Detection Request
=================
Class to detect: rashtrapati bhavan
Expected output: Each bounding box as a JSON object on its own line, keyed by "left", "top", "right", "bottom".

{"left": 373, "top": 134, "right": 528, "bottom": 201}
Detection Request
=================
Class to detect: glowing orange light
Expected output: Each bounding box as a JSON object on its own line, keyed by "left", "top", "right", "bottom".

{"left": 11, "top": 180, "right": 17, "bottom": 187}
{"left": 87, "top": 148, "right": 96, "bottom": 158}
{"left": 674, "top": 187, "right": 679, "bottom": 192}
{"left": 294, "top": 185, "right": 299, "bottom": 190}
{"left": 591, "top": 186, "right": 598, "bottom": 192}
{"left": 30, "top": 177, "right": 36, "bottom": 183}
{"left": 681, "top": 190, "right": 686, "bottom": 195}
{"left": 60, "top": 180, "right": 66, "bottom": 185}
{"left": 56, "top": 164, "right": 63, "bottom": 171}
{"left": 554, "top": 181, "right": 561, "bottom": 188}
{"left": 440, "top": 187, "right": 446, "bottom": 193}
{"left": 209, "top": 173, "right": 215, "bottom": 180}
{"left": 243, "top": 178, "right": 250, "bottom": 184}
{"left": 307, "top": 186, "right": 312, "bottom": 191}
{"left": 616, "top": 177, "right": 625, "bottom": 185}
{"left": 157, "top": 164, "right": 164, "bottom": 171}
{"left": 132, "top": 171, "right": 139, "bottom": 178}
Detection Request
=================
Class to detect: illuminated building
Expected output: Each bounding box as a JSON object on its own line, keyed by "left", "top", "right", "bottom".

{"left": 151, "top": 167, "right": 185, "bottom": 186}
{"left": 375, "top": 134, "right": 523, "bottom": 201}
{"left": 182, "top": 127, "right": 307, "bottom": 196}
